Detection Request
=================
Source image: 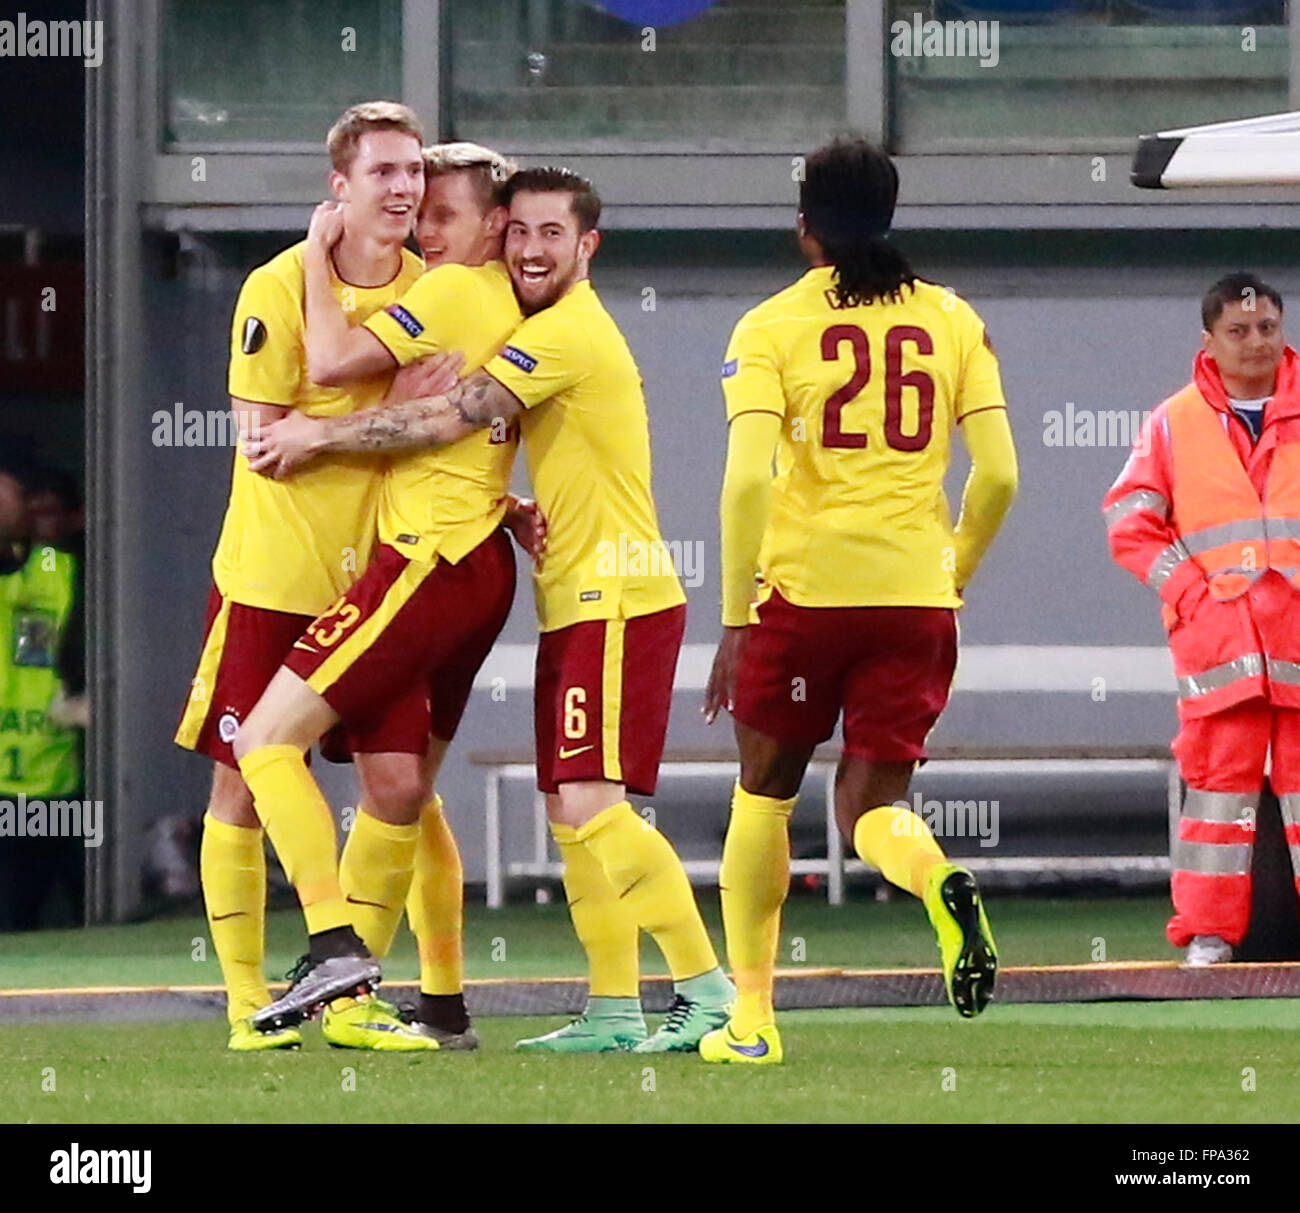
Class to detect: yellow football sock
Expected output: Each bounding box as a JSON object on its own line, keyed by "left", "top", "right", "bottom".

{"left": 200, "top": 812, "right": 270, "bottom": 1024}
{"left": 338, "top": 807, "right": 419, "bottom": 957}
{"left": 236, "top": 744, "right": 350, "bottom": 936}
{"left": 552, "top": 820, "right": 640, "bottom": 999}
{"left": 853, "top": 804, "right": 947, "bottom": 899}
{"left": 405, "top": 795, "right": 465, "bottom": 996}
{"left": 576, "top": 801, "right": 718, "bottom": 982}
{"left": 719, "top": 783, "right": 796, "bottom": 1036}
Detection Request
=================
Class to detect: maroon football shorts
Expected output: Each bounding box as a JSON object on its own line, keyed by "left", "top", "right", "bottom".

{"left": 534, "top": 603, "right": 686, "bottom": 795}
{"left": 731, "top": 590, "right": 957, "bottom": 762}
{"left": 284, "top": 530, "right": 515, "bottom": 746}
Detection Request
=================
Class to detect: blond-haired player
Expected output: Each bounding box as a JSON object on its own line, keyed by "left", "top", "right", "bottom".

{"left": 176, "top": 102, "right": 460, "bottom": 1051}
{"left": 247, "top": 167, "right": 736, "bottom": 1053}
{"left": 231, "top": 142, "right": 541, "bottom": 1039}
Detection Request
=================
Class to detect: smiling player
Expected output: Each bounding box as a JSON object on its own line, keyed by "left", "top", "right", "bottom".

{"left": 174, "top": 101, "right": 445, "bottom": 1051}
{"left": 245, "top": 167, "right": 736, "bottom": 1053}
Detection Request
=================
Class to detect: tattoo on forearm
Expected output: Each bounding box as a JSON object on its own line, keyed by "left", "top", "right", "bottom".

{"left": 327, "top": 370, "right": 520, "bottom": 453}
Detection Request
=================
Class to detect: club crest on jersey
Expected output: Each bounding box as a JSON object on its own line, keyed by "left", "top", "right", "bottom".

{"left": 721, "top": 359, "right": 738, "bottom": 378}
{"left": 241, "top": 317, "right": 267, "bottom": 354}
{"left": 385, "top": 304, "right": 424, "bottom": 338}
{"left": 501, "top": 345, "right": 537, "bottom": 374}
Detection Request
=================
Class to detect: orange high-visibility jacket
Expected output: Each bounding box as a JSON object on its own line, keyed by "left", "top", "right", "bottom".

{"left": 1103, "top": 347, "right": 1300, "bottom": 720}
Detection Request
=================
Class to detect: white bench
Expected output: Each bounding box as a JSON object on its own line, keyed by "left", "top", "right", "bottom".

{"left": 469, "top": 744, "right": 1180, "bottom": 908}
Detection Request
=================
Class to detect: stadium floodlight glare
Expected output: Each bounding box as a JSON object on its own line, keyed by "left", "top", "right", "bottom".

{"left": 1132, "top": 110, "right": 1300, "bottom": 189}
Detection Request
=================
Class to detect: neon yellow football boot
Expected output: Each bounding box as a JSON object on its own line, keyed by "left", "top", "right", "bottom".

{"left": 923, "top": 863, "right": 997, "bottom": 1018}
{"left": 321, "top": 995, "right": 441, "bottom": 1051}
{"left": 227, "top": 1017, "right": 302, "bottom": 1052}
{"left": 699, "top": 1021, "right": 783, "bottom": 1065}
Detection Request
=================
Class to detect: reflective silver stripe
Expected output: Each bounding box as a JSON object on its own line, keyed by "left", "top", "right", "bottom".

{"left": 1181, "top": 520, "right": 1266, "bottom": 556}
{"left": 1104, "top": 490, "right": 1169, "bottom": 528}
{"left": 1147, "top": 540, "right": 1192, "bottom": 591}
{"left": 1265, "top": 517, "right": 1300, "bottom": 541}
{"left": 1268, "top": 659, "right": 1300, "bottom": 687}
{"left": 1172, "top": 839, "right": 1251, "bottom": 876}
{"left": 1182, "top": 789, "right": 1257, "bottom": 825}
{"left": 1176, "top": 653, "right": 1265, "bottom": 699}
{"left": 1282, "top": 795, "right": 1300, "bottom": 880}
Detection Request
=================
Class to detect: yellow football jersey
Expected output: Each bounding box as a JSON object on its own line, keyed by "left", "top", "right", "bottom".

{"left": 722, "top": 267, "right": 1006, "bottom": 611}
{"left": 362, "top": 260, "right": 523, "bottom": 565}
{"left": 214, "top": 241, "right": 424, "bottom": 615}
{"left": 485, "top": 280, "right": 686, "bottom": 633}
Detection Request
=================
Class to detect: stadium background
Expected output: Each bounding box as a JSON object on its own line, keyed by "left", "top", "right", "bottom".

{"left": 8, "top": 0, "right": 1300, "bottom": 924}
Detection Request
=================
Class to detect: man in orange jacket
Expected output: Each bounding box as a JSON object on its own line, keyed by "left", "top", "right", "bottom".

{"left": 1104, "top": 272, "right": 1300, "bottom": 965}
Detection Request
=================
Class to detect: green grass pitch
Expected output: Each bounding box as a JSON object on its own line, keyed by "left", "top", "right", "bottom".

{"left": 4, "top": 1004, "right": 1297, "bottom": 1125}
{"left": 2, "top": 894, "right": 1294, "bottom": 1123}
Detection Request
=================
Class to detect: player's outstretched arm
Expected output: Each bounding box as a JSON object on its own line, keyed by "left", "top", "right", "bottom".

{"left": 705, "top": 409, "right": 782, "bottom": 723}
{"left": 951, "top": 406, "right": 1019, "bottom": 591}
{"left": 302, "top": 202, "right": 398, "bottom": 385}
{"left": 242, "top": 368, "right": 523, "bottom": 479}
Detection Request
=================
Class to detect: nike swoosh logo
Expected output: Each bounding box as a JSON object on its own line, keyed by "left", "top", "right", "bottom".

{"left": 211, "top": 911, "right": 246, "bottom": 922}
{"left": 558, "top": 744, "right": 594, "bottom": 760}
{"left": 728, "top": 1037, "right": 769, "bottom": 1058}
{"left": 292, "top": 641, "right": 317, "bottom": 653}
{"left": 345, "top": 895, "right": 388, "bottom": 909}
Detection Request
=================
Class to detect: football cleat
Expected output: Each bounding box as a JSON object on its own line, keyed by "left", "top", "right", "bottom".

{"left": 699, "top": 1021, "right": 783, "bottom": 1065}
{"left": 516, "top": 1011, "right": 646, "bottom": 1053}
{"left": 633, "top": 993, "right": 732, "bottom": 1054}
{"left": 923, "top": 864, "right": 997, "bottom": 1018}
{"left": 321, "top": 995, "right": 441, "bottom": 1051}
{"left": 393, "top": 1001, "right": 480, "bottom": 1051}
{"left": 251, "top": 953, "right": 381, "bottom": 1032}
{"left": 409, "top": 1023, "right": 480, "bottom": 1051}
{"left": 227, "top": 1017, "right": 302, "bottom": 1052}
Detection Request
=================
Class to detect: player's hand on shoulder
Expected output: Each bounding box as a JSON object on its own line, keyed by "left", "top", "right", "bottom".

{"left": 704, "top": 627, "right": 748, "bottom": 724}
{"left": 306, "top": 201, "right": 345, "bottom": 250}
{"left": 386, "top": 351, "right": 466, "bottom": 405}
{"left": 242, "top": 410, "right": 325, "bottom": 480}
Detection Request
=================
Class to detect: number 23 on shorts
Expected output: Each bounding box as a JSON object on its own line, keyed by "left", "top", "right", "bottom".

{"left": 307, "top": 599, "right": 362, "bottom": 648}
